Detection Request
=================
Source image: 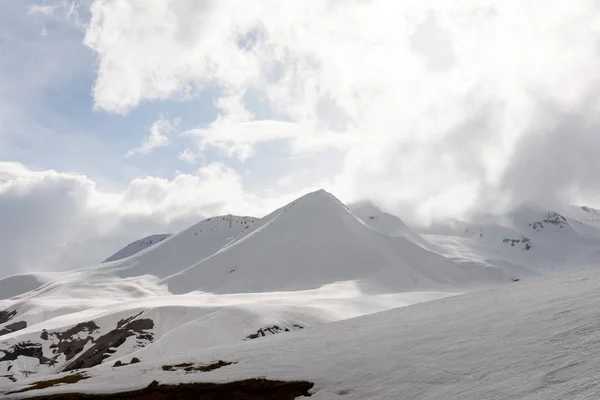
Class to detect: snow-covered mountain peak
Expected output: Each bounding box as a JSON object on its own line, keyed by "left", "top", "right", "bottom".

{"left": 161, "top": 190, "right": 508, "bottom": 295}
{"left": 285, "top": 189, "right": 349, "bottom": 212}
{"left": 103, "top": 234, "right": 171, "bottom": 263}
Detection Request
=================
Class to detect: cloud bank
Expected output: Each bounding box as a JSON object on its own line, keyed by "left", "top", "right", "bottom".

{"left": 4, "top": 1, "right": 600, "bottom": 278}
{"left": 83, "top": 0, "right": 600, "bottom": 222}
{"left": 0, "top": 162, "right": 294, "bottom": 277}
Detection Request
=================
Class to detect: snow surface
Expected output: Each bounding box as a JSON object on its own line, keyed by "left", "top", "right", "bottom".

{"left": 6, "top": 267, "right": 600, "bottom": 399}
{"left": 96, "top": 214, "right": 257, "bottom": 279}
{"left": 3, "top": 190, "right": 600, "bottom": 398}
{"left": 103, "top": 234, "right": 171, "bottom": 263}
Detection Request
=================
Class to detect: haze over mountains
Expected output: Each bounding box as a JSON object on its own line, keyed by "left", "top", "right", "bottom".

{"left": 2, "top": 189, "right": 600, "bottom": 398}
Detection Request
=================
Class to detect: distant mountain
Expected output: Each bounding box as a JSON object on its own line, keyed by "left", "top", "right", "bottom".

{"left": 162, "top": 190, "right": 509, "bottom": 294}
{"left": 420, "top": 202, "right": 600, "bottom": 276}
{"left": 103, "top": 234, "right": 171, "bottom": 263}
{"left": 98, "top": 214, "right": 258, "bottom": 279}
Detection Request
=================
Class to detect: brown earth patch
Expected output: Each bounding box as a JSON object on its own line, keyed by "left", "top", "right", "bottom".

{"left": 15, "top": 378, "right": 313, "bottom": 399}
{"left": 6, "top": 372, "right": 89, "bottom": 394}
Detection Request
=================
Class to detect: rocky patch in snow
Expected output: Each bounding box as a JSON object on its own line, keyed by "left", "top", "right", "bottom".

{"left": 63, "top": 315, "right": 153, "bottom": 372}
{"left": 0, "top": 309, "right": 17, "bottom": 325}
{"left": 0, "top": 341, "right": 56, "bottom": 367}
{"left": 502, "top": 237, "right": 532, "bottom": 251}
{"left": 0, "top": 313, "right": 154, "bottom": 383}
{"left": 245, "top": 324, "right": 305, "bottom": 340}
{"left": 0, "top": 321, "right": 26, "bottom": 337}
{"left": 161, "top": 360, "right": 235, "bottom": 373}
{"left": 529, "top": 212, "right": 569, "bottom": 231}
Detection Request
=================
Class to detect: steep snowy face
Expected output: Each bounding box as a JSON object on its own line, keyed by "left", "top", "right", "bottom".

{"left": 103, "top": 234, "right": 171, "bottom": 263}
{"left": 97, "top": 215, "right": 258, "bottom": 279}
{"left": 162, "top": 190, "right": 509, "bottom": 294}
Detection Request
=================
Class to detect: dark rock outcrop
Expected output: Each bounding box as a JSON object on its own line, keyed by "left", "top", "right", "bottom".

{"left": 49, "top": 321, "right": 100, "bottom": 362}
{"left": 0, "top": 309, "right": 17, "bottom": 324}
{"left": 245, "top": 324, "right": 304, "bottom": 340}
{"left": 0, "top": 321, "right": 26, "bottom": 337}
{"left": 0, "top": 342, "right": 56, "bottom": 366}
{"left": 62, "top": 318, "right": 153, "bottom": 372}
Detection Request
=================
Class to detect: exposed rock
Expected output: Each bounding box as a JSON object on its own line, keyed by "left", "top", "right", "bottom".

{"left": 54, "top": 321, "right": 100, "bottom": 341}
{"left": 130, "top": 357, "right": 140, "bottom": 364}
{"left": 0, "top": 321, "right": 26, "bottom": 337}
{"left": 161, "top": 360, "right": 234, "bottom": 372}
{"left": 245, "top": 324, "right": 304, "bottom": 340}
{"left": 1, "top": 374, "right": 16, "bottom": 382}
{"left": 0, "top": 342, "right": 56, "bottom": 366}
{"left": 48, "top": 321, "right": 100, "bottom": 362}
{"left": 502, "top": 237, "right": 532, "bottom": 251}
{"left": 0, "top": 309, "right": 17, "bottom": 325}
{"left": 62, "top": 318, "right": 153, "bottom": 372}
{"left": 113, "top": 361, "right": 123, "bottom": 367}
{"left": 543, "top": 212, "right": 568, "bottom": 227}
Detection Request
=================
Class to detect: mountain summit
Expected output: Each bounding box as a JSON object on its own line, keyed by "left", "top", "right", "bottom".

{"left": 162, "top": 190, "right": 508, "bottom": 294}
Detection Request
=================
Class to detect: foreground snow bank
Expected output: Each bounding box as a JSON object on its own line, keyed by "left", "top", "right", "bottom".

{"left": 6, "top": 267, "right": 600, "bottom": 399}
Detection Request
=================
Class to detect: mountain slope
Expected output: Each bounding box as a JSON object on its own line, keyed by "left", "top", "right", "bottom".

{"left": 349, "top": 201, "right": 437, "bottom": 249}
{"left": 6, "top": 266, "right": 600, "bottom": 399}
{"left": 103, "top": 234, "right": 171, "bottom": 263}
{"left": 162, "top": 190, "right": 511, "bottom": 294}
{"left": 422, "top": 202, "right": 600, "bottom": 276}
{"left": 97, "top": 215, "right": 257, "bottom": 279}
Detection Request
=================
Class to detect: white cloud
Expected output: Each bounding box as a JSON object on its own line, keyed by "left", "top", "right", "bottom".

{"left": 27, "top": 4, "right": 56, "bottom": 16}
{"left": 126, "top": 116, "right": 180, "bottom": 157}
{"left": 82, "top": 0, "right": 600, "bottom": 222}
{"left": 0, "top": 162, "right": 297, "bottom": 278}
{"left": 177, "top": 148, "right": 202, "bottom": 164}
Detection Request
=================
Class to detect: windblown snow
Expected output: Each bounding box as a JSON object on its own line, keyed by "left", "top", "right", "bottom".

{"left": 2, "top": 190, "right": 600, "bottom": 399}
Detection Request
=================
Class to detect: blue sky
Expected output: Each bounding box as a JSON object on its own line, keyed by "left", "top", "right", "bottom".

{"left": 1, "top": 1, "right": 221, "bottom": 189}
{"left": 0, "top": 1, "right": 345, "bottom": 195}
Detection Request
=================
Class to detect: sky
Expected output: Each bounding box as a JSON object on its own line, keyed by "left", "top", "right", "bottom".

{"left": 1, "top": 0, "right": 600, "bottom": 278}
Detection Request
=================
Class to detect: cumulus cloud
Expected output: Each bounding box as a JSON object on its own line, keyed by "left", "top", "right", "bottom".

{"left": 126, "top": 116, "right": 180, "bottom": 157}
{"left": 81, "top": 0, "right": 600, "bottom": 223}
{"left": 0, "top": 162, "right": 295, "bottom": 278}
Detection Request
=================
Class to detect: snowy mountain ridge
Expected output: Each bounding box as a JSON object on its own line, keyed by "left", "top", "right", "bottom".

{"left": 2, "top": 190, "right": 600, "bottom": 398}
{"left": 103, "top": 234, "right": 171, "bottom": 263}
